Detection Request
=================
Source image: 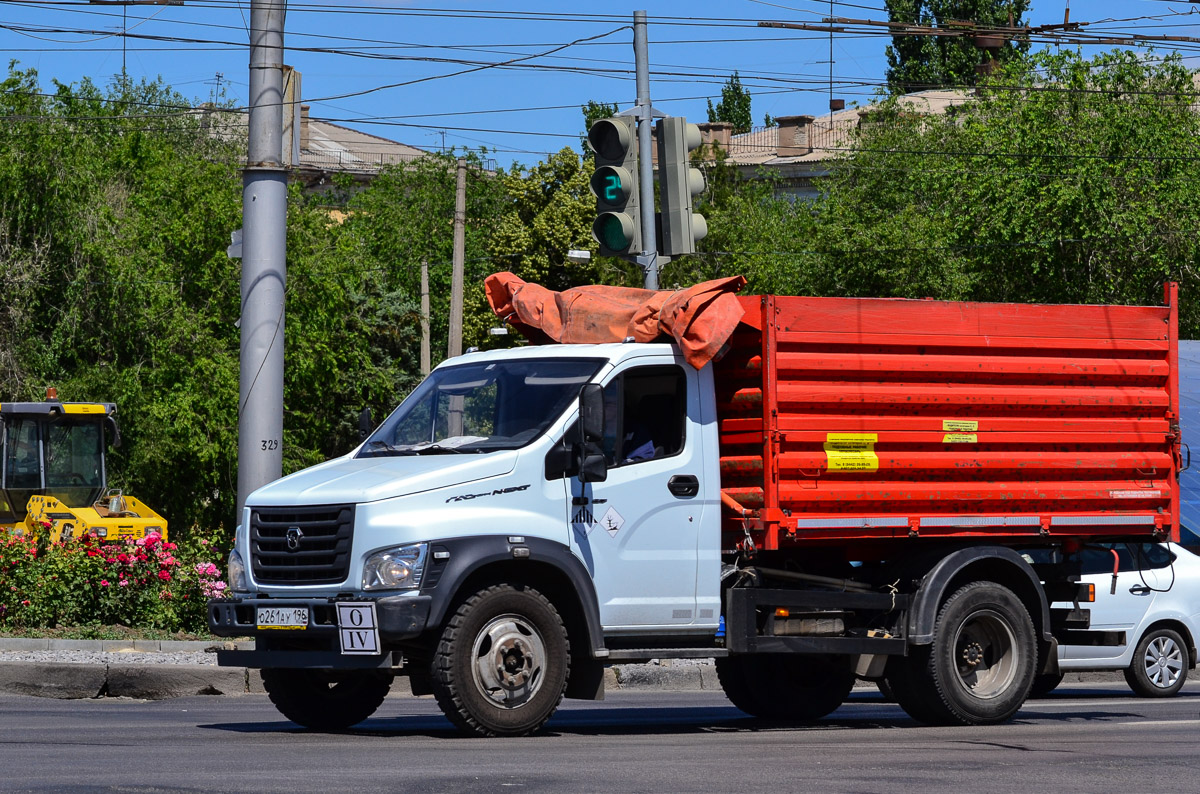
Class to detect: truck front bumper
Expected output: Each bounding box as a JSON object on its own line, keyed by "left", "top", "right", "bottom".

{"left": 207, "top": 594, "right": 432, "bottom": 642}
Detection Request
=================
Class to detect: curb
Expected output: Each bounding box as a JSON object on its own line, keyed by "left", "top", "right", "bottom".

{"left": 0, "top": 639, "right": 254, "bottom": 652}
{"left": 0, "top": 640, "right": 1133, "bottom": 701}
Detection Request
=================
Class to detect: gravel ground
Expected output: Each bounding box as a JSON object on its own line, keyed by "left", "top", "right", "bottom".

{"left": 0, "top": 650, "right": 218, "bottom": 665}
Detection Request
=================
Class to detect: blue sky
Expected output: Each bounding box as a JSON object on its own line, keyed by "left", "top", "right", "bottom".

{"left": 1, "top": 1, "right": 1195, "bottom": 166}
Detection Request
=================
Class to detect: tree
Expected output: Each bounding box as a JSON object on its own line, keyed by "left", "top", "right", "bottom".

{"left": 884, "top": 0, "right": 1031, "bottom": 93}
{"left": 707, "top": 72, "right": 754, "bottom": 134}
{"left": 814, "top": 49, "right": 1200, "bottom": 334}
{"left": 0, "top": 67, "right": 246, "bottom": 532}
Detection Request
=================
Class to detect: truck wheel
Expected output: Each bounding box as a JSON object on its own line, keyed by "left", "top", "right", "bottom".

{"left": 1029, "top": 672, "right": 1064, "bottom": 698}
{"left": 910, "top": 581, "right": 1036, "bottom": 725}
{"left": 431, "top": 584, "right": 570, "bottom": 737}
{"left": 1124, "top": 627, "right": 1189, "bottom": 697}
{"left": 261, "top": 668, "right": 391, "bottom": 731}
{"left": 882, "top": 655, "right": 945, "bottom": 724}
{"left": 715, "top": 655, "right": 855, "bottom": 720}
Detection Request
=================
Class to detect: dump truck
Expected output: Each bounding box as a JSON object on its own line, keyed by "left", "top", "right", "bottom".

{"left": 209, "top": 276, "right": 1185, "bottom": 736}
{"left": 1, "top": 395, "right": 167, "bottom": 543}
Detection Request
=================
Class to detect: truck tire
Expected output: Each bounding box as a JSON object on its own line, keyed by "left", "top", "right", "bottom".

{"left": 715, "top": 654, "right": 855, "bottom": 721}
{"left": 1124, "top": 627, "right": 1189, "bottom": 697}
{"left": 261, "top": 668, "right": 392, "bottom": 731}
{"left": 1029, "top": 672, "right": 1064, "bottom": 698}
{"left": 882, "top": 655, "right": 945, "bottom": 724}
{"left": 431, "top": 584, "right": 570, "bottom": 737}
{"left": 899, "top": 581, "right": 1036, "bottom": 725}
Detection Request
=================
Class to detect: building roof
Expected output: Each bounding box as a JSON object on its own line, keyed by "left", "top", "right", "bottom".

{"left": 724, "top": 89, "right": 970, "bottom": 168}
{"left": 300, "top": 117, "right": 429, "bottom": 173}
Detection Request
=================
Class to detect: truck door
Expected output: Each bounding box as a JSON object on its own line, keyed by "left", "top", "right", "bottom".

{"left": 568, "top": 361, "right": 705, "bottom": 629}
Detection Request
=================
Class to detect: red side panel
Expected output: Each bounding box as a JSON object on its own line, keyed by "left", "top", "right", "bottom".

{"left": 716, "top": 291, "right": 1180, "bottom": 552}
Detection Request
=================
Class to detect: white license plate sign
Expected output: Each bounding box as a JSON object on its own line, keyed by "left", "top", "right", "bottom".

{"left": 256, "top": 606, "right": 309, "bottom": 630}
{"left": 337, "top": 602, "right": 381, "bottom": 655}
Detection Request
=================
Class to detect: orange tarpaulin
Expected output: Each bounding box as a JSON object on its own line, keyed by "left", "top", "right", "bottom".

{"left": 484, "top": 272, "right": 747, "bottom": 369}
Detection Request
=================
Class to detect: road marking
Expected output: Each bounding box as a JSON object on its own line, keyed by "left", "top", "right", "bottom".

{"left": 1105, "top": 719, "right": 1200, "bottom": 727}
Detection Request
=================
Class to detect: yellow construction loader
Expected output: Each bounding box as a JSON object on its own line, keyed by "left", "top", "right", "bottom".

{"left": 1, "top": 394, "right": 167, "bottom": 543}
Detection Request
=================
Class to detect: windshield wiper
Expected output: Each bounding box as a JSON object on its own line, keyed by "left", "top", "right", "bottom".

{"left": 361, "top": 440, "right": 417, "bottom": 456}
{"left": 412, "top": 444, "right": 473, "bottom": 455}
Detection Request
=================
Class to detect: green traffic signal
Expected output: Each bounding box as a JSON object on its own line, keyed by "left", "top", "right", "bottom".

{"left": 593, "top": 213, "right": 636, "bottom": 253}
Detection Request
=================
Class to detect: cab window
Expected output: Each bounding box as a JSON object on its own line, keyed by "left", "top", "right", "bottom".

{"left": 601, "top": 365, "right": 687, "bottom": 467}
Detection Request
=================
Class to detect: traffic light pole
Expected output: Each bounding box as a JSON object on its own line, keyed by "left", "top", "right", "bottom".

{"left": 632, "top": 10, "right": 659, "bottom": 290}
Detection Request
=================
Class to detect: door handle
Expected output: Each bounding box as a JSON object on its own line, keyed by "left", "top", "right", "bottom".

{"left": 667, "top": 474, "right": 699, "bottom": 498}
{"left": 1129, "top": 585, "right": 1152, "bottom": 595}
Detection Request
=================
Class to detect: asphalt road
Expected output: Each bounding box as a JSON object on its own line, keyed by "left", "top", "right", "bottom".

{"left": 1, "top": 682, "right": 1198, "bottom": 793}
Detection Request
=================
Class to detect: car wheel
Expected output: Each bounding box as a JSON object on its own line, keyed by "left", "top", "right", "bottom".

{"left": 1124, "top": 627, "right": 1189, "bottom": 697}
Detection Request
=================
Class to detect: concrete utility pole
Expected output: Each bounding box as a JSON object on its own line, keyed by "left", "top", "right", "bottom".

{"left": 237, "top": 0, "right": 288, "bottom": 518}
{"left": 420, "top": 259, "right": 431, "bottom": 376}
{"left": 633, "top": 10, "right": 660, "bottom": 290}
{"left": 447, "top": 157, "right": 467, "bottom": 359}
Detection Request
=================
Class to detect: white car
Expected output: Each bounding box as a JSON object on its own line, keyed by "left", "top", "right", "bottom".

{"left": 1033, "top": 542, "right": 1200, "bottom": 697}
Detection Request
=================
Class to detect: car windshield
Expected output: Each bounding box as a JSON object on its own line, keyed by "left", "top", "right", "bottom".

{"left": 359, "top": 358, "right": 604, "bottom": 456}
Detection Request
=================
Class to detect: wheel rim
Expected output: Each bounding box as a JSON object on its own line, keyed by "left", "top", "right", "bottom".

{"left": 1142, "top": 635, "right": 1184, "bottom": 689}
{"left": 952, "top": 609, "right": 1018, "bottom": 699}
{"left": 470, "top": 613, "right": 547, "bottom": 709}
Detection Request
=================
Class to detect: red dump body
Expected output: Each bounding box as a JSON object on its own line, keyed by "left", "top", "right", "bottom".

{"left": 714, "top": 286, "right": 1182, "bottom": 552}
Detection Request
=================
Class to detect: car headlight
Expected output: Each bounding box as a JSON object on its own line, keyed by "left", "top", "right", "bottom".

{"left": 227, "top": 548, "right": 249, "bottom": 593}
{"left": 362, "top": 543, "right": 428, "bottom": 591}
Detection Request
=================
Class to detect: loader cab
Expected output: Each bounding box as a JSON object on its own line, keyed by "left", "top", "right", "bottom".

{"left": 0, "top": 401, "right": 116, "bottom": 525}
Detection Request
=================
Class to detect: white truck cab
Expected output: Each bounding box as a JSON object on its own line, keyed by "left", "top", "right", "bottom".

{"left": 211, "top": 343, "right": 722, "bottom": 735}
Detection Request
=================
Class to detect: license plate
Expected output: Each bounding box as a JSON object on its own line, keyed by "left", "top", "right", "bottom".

{"left": 256, "top": 606, "right": 309, "bottom": 630}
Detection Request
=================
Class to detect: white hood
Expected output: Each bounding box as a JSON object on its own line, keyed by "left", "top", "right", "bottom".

{"left": 246, "top": 451, "right": 518, "bottom": 506}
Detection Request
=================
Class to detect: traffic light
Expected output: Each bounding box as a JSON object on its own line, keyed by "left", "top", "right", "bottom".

{"left": 656, "top": 117, "right": 707, "bottom": 256}
{"left": 587, "top": 116, "right": 642, "bottom": 258}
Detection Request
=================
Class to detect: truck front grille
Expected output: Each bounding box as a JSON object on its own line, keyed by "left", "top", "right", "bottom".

{"left": 250, "top": 505, "right": 354, "bottom": 585}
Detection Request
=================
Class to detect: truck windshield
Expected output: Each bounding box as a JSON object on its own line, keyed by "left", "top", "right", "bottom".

{"left": 360, "top": 358, "right": 604, "bottom": 456}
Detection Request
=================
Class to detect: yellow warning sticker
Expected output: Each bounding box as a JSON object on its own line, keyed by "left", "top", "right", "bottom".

{"left": 942, "top": 420, "right": 979, "bottom": 432}
{"left": 942, "top": 433, "right": 978, "bottom": 443}
{"left": 824, "top": 433, "right": 879, "bottom": 471}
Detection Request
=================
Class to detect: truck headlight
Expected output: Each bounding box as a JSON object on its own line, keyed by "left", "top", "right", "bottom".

{"left": 363, "top": 543, "right": 428, "bottom": 591}
{"left": 227, "top": 548, "right": 249, "bottom": 593}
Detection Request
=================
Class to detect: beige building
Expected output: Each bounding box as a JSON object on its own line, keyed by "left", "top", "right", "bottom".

{"left": 709, "top": 89, "right": 971, "bottom": 199}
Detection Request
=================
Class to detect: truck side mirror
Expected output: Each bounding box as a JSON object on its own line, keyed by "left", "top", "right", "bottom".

{"left": 578, "top": 384, "right": 604, "bottom": 444}
{"left": 358, "top": 407, "right": 374, "bottom": 441}
{"left": 576, "top": 384, "right": 607, "bottom": 483}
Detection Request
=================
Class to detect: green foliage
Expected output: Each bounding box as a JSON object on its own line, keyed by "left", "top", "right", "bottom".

{"left": 885, "top": 0, "right": 1031, "bottom": 93}
{"left": 0, "top": 67, "right": 245, "bottom": 534}
{"left": 809, "top": 49, "right": 1200, "bottom": 333}
{"left": 339, "top": 150, "right": 506, "bottom": 384}
{"left": 707, "top": 72, "right": 754, "bottom": 134}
